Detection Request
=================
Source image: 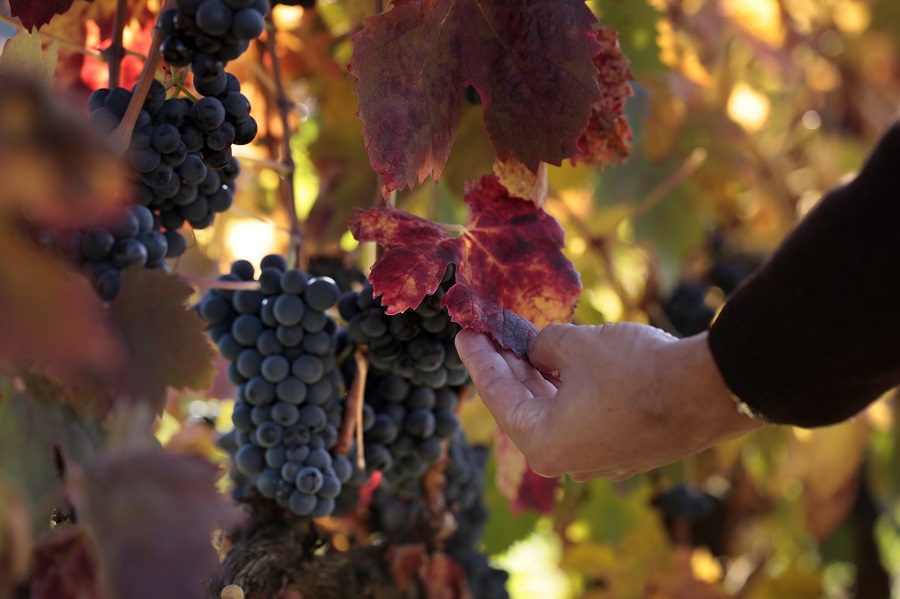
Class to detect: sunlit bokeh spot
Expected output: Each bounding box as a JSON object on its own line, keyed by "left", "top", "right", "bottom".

{"left": 223, "top": 218, "right": 281, "bottom": 270}
{"left": 801, "top": 110, "right": 822, "bottom": 130}
{"left": 727, "top": 83, "right": 770, "bottom": 132}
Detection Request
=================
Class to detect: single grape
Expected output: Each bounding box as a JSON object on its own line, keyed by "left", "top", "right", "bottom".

{"left": 261, "top": 355, "right": 290, "bottom": 383}
{"left": 405, "top": 409, "right": 436, "bottom": 439}
{"left": 254, "top": 421, "right": 282, "bottom": 448}
{"left": 295, "top": 466, "right": 324, "bottom": 494}
{"left": 273, "top": 294, "right": 305, "bottom": 326}
{"left": 288, "top": 490, "right": 317, "bottom": 516}
{"left": 291, "top": 355, "right": 324, "bottom": 384}
{"left": 270, "top": 402, "right": 300, "bottom": 427}
{"left": 304, "top": 277, "right": 340, "bottom": 311}
{"left": 276, "top": 377, "right": 307, "bottom": 404}
{"left": 190, "top": 96, "right": 226, "bottom": 130}
{"left": 234, "top": 444, "right": 265, "bottom": 474}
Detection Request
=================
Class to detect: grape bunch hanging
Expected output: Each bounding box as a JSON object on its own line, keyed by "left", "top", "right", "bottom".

{"left": 56, "top": 3, "right": 267, "bottom": 301}
{"left": 200, "top": 256, "right": 358, "bottom": 518}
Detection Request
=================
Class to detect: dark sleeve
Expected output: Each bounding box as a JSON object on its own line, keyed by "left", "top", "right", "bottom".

{"left": 707, "top": 122, "right": 900, "bottom": 427}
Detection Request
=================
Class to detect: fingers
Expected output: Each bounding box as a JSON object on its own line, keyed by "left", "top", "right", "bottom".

{"left": 455, "top": 330, "right": 539, "bottom": 437}
{"left": 527, "top": 323, "right": 582, "bottom": 374}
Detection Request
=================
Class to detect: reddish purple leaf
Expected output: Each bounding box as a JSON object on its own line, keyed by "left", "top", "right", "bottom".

{"left": 77, "top": 451, "right": 236, "bottom": 599}
{"left": 573, "top": 27, "right": 635, "bottom": 169}
{"left": 349, "top": 0, "right": 601, "bottom": 195}
{"left": 349, "top": 174, "right": 581, "bottom": 355}
{"left": 30, "top": 527, "right": 101, "bottom": 599}
{"left": 9, "top": 0, "right": 76, "bottom": 30}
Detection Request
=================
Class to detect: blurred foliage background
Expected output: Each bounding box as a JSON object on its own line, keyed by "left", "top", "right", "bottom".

{"left": 10, "top": 0, "right": 900, "bottom": 596}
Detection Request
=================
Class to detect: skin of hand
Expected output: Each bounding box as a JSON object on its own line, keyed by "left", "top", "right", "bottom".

{"left": 455, "top": 322, "right": 765, "bottom": 482}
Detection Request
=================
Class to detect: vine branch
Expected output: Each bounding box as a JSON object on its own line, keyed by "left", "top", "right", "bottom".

{"left": 110, "top": 0, "right": 172, "bottom": 155}
{"left": 177, "top": 275, "right": 262, "bottom": 291}
{"left": 108, "top": 0, "right": 129, "bottom": 88}
{"left": 335, "top": 347, "right": 369, "bottom": 469}
{"left": 263, "top": 15, "right": 302, "bottom": 267}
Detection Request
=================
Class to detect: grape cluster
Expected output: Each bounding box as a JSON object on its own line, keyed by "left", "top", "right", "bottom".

{"left": 338, "top": 267, "right": 470, "bottom": 391}
{"left": 160, "top": 0, "right": 268, "bottom": 84}
{"left": 358, "top": 371, "right": 461, "bottom": 493}
{"left": 45, "top": 205, "right": 167, "bottom": 300}
{"left": 367, "top": 431, "right": 509, "bottom": 599}
{"left": 88, "top": 77, "right": 255, "bottom": 257}
{"left": 199, "top": 256, "right": 354, "bottom": 518}
{"left": 442, "top": 434, "right": 509, "bottom": 599}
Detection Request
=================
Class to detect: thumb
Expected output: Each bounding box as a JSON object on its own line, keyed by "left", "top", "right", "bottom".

{"left": 528, "top": 323, "right": 578, "bottom": 374}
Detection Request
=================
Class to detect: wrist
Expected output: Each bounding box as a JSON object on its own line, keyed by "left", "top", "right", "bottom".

{"left": 663, "top": 332, "right": 765, "bottom": 451}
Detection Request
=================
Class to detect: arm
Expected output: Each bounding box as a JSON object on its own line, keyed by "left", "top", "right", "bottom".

{"left": 709, "top": 122, "right": 900, "bottom": 426}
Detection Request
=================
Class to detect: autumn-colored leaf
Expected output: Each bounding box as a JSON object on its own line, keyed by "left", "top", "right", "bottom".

{"left": 108, "top": 269, "right": 218, "bottom": 413}
{"left": 572, "top": 27, "right": 635, "bottom": 170}
{"left": 0, "top": 231, "right": 121, "bottom": 383}
{"left": 0, "top": 29, "right": 59, "bottom": 84}
{"left": 30, "top": 526, "right": 101, "bottom": 599}
{"left": 350, "top": 174, "right": 581, "bottom": 355}
{"left": 492, "top": 157, "right": 548, "bottom": 207}
{"left": 0, "top": 75, "right": 124, "bottom": 227}
{"left": 0, "top": 387, "right": 101, "bottom": 535}
{"left": 493, "top": 428, "right": 557, "bottom": 515}
{"left": 349, "top": 0, "right": 601, "bottom": 195}
{"left": 9, "top": 0, "right": 75, "bottom": 30}
{"left": 76, "top": 451, "right": 236, "bottom": 599}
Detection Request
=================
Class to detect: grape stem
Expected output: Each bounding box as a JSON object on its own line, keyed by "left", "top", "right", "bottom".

{"left": 108, "top": 0, "right": 129, "bottom": 88}
{"left": 176, "top": 275, "right": 262, "bottom": 291}
{"left": 110, "top": 0, "right": 173, "bottom": 156}
{"left": 335, "top": 346, "right": 369, "bottom": 468}
{"left": 262, "top": 15, "right": 303, "bottom": 267}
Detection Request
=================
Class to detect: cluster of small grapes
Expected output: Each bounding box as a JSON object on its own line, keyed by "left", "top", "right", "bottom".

{"left": 160, "top": 0, "right": 268, "bottom": 84}
{"left": 199, "top": 256, "right": 356, "bottom": 518}
{"left": 442, "top": 433, "right": 509, "bottom": 599}
{"left": 660, "top": 234, "right": 761, "bottom": 337}
{"left": 38, "top": 205, "right": 169, "bottom": 300}
{"left": 357, "top": 371, "right": 461, "bottom": 494}
{"left": 338, "top": 267, "right": 470, "bottom": 390}
{"left": 90, "top": 78, "right": 253, "bottom": 235}
{"left": 366, "top": 431, "right": 509, "bottom": 599}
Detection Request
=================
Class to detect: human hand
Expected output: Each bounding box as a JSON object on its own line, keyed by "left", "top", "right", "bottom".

{"left": 455, "top": 322, "right": 764, "bottom": 481}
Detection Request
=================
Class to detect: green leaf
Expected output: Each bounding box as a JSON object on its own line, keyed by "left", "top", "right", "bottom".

{"left": 0, "top": 29, "right": 58, "bottom": 84}
{"left": 108, "top": 270, "right": 217, "bottom": 413}
{"left": 0, "top": 382, "right": 100, "bottom": 535}
{"left": 577, "top": 478, "right": 652, "bottom": 545}
{"left": 591, "top": 0, "right": 665, "bottom": 76}
{"left": 482, "top": 453, "right": 540, "bottom": 556}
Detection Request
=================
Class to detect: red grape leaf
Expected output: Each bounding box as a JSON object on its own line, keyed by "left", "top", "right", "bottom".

{"left": 513, "top": 468, "right": 559, "bottom": 514}
{"left": 0, "top": 75, "right": 124, "bottom": 228}
{"left": 9, "top": 0, "right": 74, "bottom": 29}
{"left": 494, "top": 427, "right": 557, "bottom": 515}
{"left": 349, "top": 0, "right": 601, "bottom": 195}
{"left": 572, "top": 27, "right": 635, "bottom": 170}
{"left": 0, "top": 232, "right": 121, "bottom": 384}
{"left": 76, "top": 451, "right": 235, "bottom": 599}
{"left": 30, "top": 527, "right": 101, "bottom": 599}
{"left": 108, "top": 269, "right": 217, "bottom": 413}
{"left": 350, "top": 174, "right": 581, "bottom": 355}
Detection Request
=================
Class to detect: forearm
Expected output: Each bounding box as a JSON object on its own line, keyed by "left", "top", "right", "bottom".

{"left": 708, "top": 122, "right": 900, "bottom": 427}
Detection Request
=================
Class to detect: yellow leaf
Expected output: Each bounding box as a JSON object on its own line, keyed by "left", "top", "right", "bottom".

{"left": 493, "top": 157, "right": 548, "bottom": 206}
{"left": 0, "top": 29, "right": 58, "bottom": 85}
